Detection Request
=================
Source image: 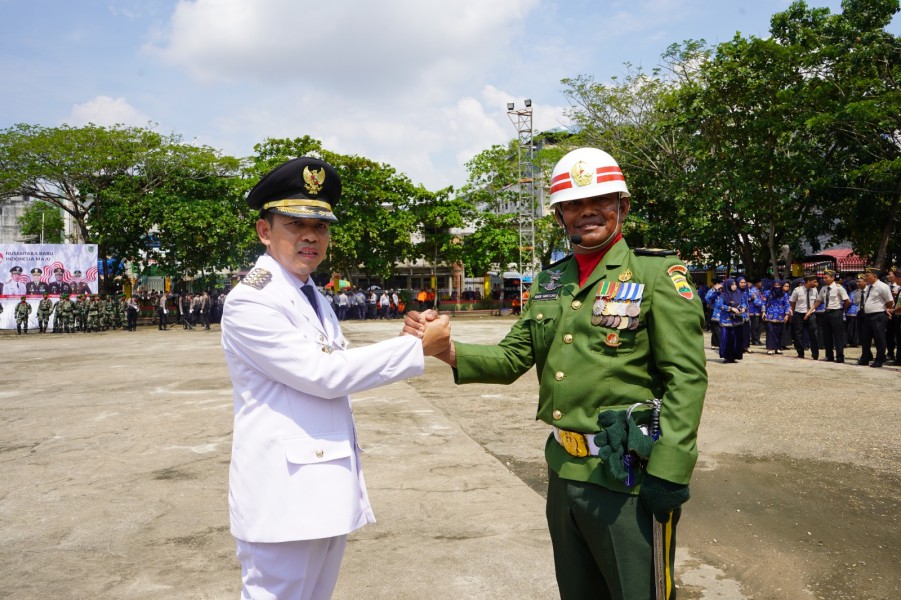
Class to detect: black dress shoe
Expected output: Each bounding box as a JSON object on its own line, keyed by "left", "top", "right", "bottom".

{"left": 835, "top": 358, "right": 844, "bottom": 364}
{"left": 870, "top": 362, "right": 883, "bottom": 368}
{"left": 857, "top": 360, "right": 868, "bottom": 366}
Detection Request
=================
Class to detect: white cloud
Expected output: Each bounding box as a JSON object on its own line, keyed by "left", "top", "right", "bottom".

{"left": 65, "top": 96, "right": 151, "bottom": 127}
{"left": 146, "top": 0, "right": 539, "bottom": 98}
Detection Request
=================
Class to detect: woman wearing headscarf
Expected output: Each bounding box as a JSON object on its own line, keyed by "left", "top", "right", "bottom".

{"left": 704, "top": 279, "right": 724, "bottom": 350}
{"left": 780, "top": 280, "right": 795, "bottom": 349}
{"left": 719, "top": 278, "right": 746, "bottom": 363}
{"left": 736, "top": 276, "right": 753, "bottom": 352}
{"left": 764, "top": 279, "right": 791, "bottom": 355}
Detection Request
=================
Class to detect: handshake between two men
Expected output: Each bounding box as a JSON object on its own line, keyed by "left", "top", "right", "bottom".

{"left": 401, "top": 309, "right": 456, "bottom": 366}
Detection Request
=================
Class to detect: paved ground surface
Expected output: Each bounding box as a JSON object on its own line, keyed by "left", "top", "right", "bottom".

{"left": 0, "top": 318, "right": 898, "bottom": 599}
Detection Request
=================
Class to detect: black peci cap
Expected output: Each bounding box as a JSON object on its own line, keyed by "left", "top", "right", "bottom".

{"left": 246, "top": 157, "right": 340, "bottom": 222}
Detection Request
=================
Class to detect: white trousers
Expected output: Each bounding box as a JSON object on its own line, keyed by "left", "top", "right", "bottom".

{"left": 236, "top": 536, "right": 348, "bottom": 600}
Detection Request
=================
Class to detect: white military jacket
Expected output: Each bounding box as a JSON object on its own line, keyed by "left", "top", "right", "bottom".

{"left": 221, "top": 253, "right": 424, "bottom": 542}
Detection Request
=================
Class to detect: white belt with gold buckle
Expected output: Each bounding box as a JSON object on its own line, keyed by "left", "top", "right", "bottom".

{"left": 552, "top": 427, "right": 601, "bottom": 458}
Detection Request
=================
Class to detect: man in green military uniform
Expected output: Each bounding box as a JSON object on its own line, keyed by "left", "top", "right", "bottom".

{"left": 87, "top": 295, "right": 102, "bottom": 332}
{"left": 407, "top": 147, "right": 707, "bottom": 600}
{"left": 15, "top": 296, "right": 33, "bottom": 334}
{"left": 75, "top": 294, "right": 88, "bottom": 332}
{"left": 114, "top": 296, "right": 127, "bottom": 329}
{"left": 37, "top": 292, "right": 54, "bottom": 333}
{"left": 56, "top": 293, "right": 75, "bottom": 333}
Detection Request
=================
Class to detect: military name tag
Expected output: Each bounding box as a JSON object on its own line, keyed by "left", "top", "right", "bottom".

{"left": 532, "top": 291, "right": 560, "bottom": 301}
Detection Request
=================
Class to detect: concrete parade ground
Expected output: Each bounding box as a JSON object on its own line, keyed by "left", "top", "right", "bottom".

{"left": 0, "top": 318, "right": 898, "bottom": 600}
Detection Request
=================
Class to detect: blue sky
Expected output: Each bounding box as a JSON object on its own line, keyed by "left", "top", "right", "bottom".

{"left": 1, "top": 0, "right": 898, "bottom": 191}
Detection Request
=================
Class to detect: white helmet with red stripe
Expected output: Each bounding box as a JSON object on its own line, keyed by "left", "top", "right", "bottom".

{"left": 549, "top": 147, "right": 630, "bottom": 207}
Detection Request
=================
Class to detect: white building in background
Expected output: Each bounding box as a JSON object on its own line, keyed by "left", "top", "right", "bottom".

{"left": 0, "top": 194, "right": 32, "bottom": 243}
{"left": 0, "top": 194, "right": 72, "bottom": 244}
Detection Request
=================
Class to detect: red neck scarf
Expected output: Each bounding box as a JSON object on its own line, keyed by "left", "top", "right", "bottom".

{"left": 573, "top": 233, "right": 622, "bottom": 287}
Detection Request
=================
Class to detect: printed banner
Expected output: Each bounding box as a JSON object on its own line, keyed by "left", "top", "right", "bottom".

{"left": 0, "top": 243, "right": 99, "bottom": 330}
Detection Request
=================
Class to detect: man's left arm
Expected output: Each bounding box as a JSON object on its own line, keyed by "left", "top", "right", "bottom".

{"left": 644, "top": 259, "right": 708, "bottom": 485}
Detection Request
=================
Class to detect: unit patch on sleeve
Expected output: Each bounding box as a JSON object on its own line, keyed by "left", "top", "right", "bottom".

{"left": 667, "top": 265, "right": 694, "bottom": 300}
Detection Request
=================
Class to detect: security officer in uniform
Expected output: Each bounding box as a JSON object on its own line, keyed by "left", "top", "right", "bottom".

{"left": 408, "top": 148, "right": 707, "bottom": 600}
{"left": 220, "top": 157, "right": 450, "bottom": 600}
{"left": 815, "top": 268, "right": 850, "bottom": 363}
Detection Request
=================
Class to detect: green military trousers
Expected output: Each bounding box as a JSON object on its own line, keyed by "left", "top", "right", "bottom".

{"left": 546, "top": 469, "right": 680, "bottom": 600}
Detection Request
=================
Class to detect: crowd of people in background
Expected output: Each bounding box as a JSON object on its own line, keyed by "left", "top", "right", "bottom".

{"left": 321, "top": 287, "right": 436, "bottom": 321}
{"left": 698, "top": 267, "right": 900, "bottom": 368}
{"left": 6, "top": 285, "right": 448, "bottom": 334}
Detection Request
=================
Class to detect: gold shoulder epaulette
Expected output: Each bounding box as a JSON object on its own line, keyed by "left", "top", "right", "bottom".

{"left": 241, "top": 268, "right": 272, "bottom": 290}
{"left": 633, "top": 248, "right": 676, "bottom": 257}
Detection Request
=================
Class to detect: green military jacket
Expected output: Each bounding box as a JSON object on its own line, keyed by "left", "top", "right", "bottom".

{"left": 15, "top": 301, "right": 32, "bottom": 318}
{"left": 38, "top": 299, "right": 54, "bottom": 315}
{"left": 454, "top": 239, "right": 707, "bottom": 494}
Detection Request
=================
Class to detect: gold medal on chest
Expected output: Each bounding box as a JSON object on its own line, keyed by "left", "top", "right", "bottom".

{"left": 618, "top": 270, "right": 633, "bottom": 282}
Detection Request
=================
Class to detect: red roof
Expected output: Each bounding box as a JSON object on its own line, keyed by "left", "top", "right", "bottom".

{"left": 804, "top": 247, "right": 867, "bottom": 271}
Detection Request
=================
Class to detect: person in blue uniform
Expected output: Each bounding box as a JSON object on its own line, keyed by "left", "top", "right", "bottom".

{"left": 221, "top": 156, "right": 450, "bottom": 600}
{"left": 747, "top": 279, "right": 764, "bottom": 346}
{"left": 763, "top": 280, "right": 791, "bottom": 354}
{"left": 705, "top": 280, "right": 723, "bottom": 349}
{"left": 719, "top": 278, "right": 746, "bottom": 363}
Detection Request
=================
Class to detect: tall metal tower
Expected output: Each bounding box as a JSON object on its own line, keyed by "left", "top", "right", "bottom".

{"left": 506, "top": 99, "right": 538, "bottom": 291}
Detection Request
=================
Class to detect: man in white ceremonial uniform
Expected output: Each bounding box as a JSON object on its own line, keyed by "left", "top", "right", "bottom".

{"left": 221, "top": 156, "right": 449, "bottom": 600}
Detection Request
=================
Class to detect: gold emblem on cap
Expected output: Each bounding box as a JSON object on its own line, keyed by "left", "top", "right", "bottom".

{"left": 570, "top": 161, "right": 593, "bottom": 187}
{"left": 618, "top": 270, "right": 632, "bottom": 282}
{"left": 303, "top": 166, "right": 326, "bottom": 195}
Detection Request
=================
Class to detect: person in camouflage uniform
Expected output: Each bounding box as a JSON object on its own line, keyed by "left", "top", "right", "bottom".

{"left": 15, "top": 296, "right": 32, "bottom": 334}
{"left": 115, "top": 296, "right": 127, "bottom": 329}
{"left": 87, "top": 295, "right": 102, "bottom": 332}
{"left": 99, "top": 296, "right": 112, "bottom": 331}
{"left": 56, "top": 293, "right": 75, "bottom": 333}
{"left": 75, "top": 295, "right": 89, "bottom": 332}
{"left": 37, "top": 292, "right": 54, "bottom": 333}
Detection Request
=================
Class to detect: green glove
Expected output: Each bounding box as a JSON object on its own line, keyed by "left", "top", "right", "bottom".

{"left": 639, "top": 473, "right": 690, "bottom": 523}
{"left": 626, "top": 417, "right": 654, "bottom": 461}
{"left": 594, "top": 410, "right": 629, "bottom": 482}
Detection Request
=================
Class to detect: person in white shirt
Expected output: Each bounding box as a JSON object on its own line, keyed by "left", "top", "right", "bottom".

{"left": 814, "top": 268, "right": 851, "bottom": 363}
{"left": 221, "top": 157, "right": 449, "bottom": 600}
{"left": 857, "top": 267, "right": 895, "bottom": 367}
{"left": 789, "top": 274, "right": 820, "bottom": 360}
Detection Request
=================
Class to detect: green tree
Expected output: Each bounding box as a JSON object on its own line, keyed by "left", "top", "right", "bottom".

{"left": 17, "top": 201, "right": 65, "bottom": 243}
{"left": 246, "top": 137, "right": 435, "bottom": 286}
{"left": 0, "top": 123, "right": 248, "bottom": 290}
{"left": 772, "top": 0, "right": 901, "bottom": 268}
